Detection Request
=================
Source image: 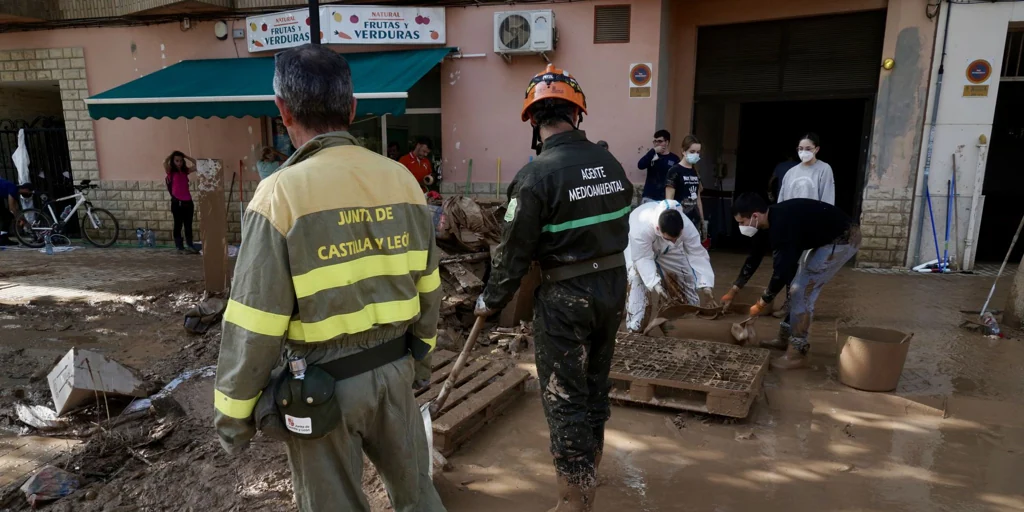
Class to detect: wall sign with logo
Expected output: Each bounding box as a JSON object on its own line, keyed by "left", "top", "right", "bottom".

{"left": 247, "top": 8, "right": 329, "bottom": 52}
{"left": 962, "top": 59, "right": 993, "bottom": 97}
{"left": 629, "top": 63, "right": 653, "bottom": 99}
{"left": 328, "top": 6, "right": 445, "bottom": 45}
{"left": 247, "top": 6, "right": 445, "bottom": 52}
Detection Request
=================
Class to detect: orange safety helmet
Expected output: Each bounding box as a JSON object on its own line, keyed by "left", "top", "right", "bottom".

{"left": 521, "top": 63, "right": 588, "bottom": 123}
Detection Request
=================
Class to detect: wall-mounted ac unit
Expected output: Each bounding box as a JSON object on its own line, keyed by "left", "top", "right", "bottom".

{"left": 494, "top": 10, "right": 555, "bottom": 55}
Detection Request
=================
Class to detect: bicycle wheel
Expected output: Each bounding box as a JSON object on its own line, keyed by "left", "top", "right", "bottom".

{"left": 13, "top": 209, "right": 52, "bottom": 248}
{"left": 81, "top": 207, "right": 120, "bottom": 248}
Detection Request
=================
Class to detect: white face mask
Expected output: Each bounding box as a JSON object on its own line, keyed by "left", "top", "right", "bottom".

{"left": 739, "top": 215, "right": 759, "bottom": 237}
{"left": 685, "top": 153, "right": 701, "bottom": 165}
{"left": 798, "top": 150, "right": 815, "bottom": 163}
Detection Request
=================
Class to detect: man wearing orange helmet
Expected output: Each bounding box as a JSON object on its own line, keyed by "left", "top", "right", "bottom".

{"left": 475, "top": 64, "right": 633, "bottom": 511}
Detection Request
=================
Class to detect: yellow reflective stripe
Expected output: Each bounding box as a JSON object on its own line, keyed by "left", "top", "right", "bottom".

{"left": 223, "top": 299, "right": 290, "bottom": 336}
{"left": 418, "top": 335, "right": 437, "bottom": 350}
{"left": 288, "top": 295, "right": 421, "bottom": 342}
{"left": 214, "top": 389, "right": 261, "bottom": 419}
{"left": 292, "top": 250, "right": 429, "bottom": 299}
{"left": 416, "top": 268, "right": 441, "bottom": 294}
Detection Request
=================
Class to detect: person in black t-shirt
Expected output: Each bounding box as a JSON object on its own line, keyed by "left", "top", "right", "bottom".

{"left": 666, "top": 134, "right": 705, "bottom": 239}
{"left": 722, "top": 193, "right": 861, "bottom": 370}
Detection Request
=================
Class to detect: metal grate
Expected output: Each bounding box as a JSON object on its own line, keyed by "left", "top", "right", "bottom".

{"left": 611, "top": 333, "right": 769, "bottom": 392}
{"left": 594, "top": 5, "right": 630, "bottom": 44}
{"left": 1002, "top": 29, "right": 1023, "bottom": 78}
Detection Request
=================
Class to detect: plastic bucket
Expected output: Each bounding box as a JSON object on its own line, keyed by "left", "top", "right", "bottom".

{"left": 836, "top": 327, "right": 913, "bottom": 392}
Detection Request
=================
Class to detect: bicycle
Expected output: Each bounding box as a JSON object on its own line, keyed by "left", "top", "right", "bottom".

{"left": 13, "top": 180, "right": 120, "bottom": 248}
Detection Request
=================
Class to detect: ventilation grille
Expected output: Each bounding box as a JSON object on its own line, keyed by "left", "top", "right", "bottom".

{"left": 499, "top": 14, "right": 532, "bottom": 50}
{"left": 594, "top": 5, "right": 630, "bottom": 44}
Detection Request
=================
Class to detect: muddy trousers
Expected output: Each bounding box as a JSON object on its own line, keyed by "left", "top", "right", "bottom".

{"left": 625, "top": 254, "right": 699, "bottom": 333}
{"left": 534, "top": 267, "right": 627, "bottom": 488}
{"left": 788, "top": 241, "right": 859, "bottom": 354}
{"left": 283, "top": 355, "right": 446, "bottom": 512}
{"left": 170, "top": 198, "right": 194, "bottom": 249}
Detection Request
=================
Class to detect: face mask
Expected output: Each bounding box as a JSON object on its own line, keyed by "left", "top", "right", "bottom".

{"left": 798, "top": 150, "right": 814, "bottom": 163}
{"left": 685, "top": 153, "right": 701, "bottom": 165}
{"left": 739, "top": 215, "right": 758, "bottom": 237}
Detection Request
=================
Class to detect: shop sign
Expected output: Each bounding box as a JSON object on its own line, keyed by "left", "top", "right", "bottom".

{"left": 247, "top": 8, "right": 330, "bottom": 52}
{"left": 965, "top": 59, "right": 992, "bottom": 84}
{"left": 963, "top": 85, "right": 989, "bottom": 97}
{"left": 327, "top": 6, "right": 446, "bottom": 45}
{"left": 629, "top": 63, "right": 653, "bottom": 99}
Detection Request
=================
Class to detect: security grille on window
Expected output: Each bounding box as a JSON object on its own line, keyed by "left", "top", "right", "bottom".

{"left": 594, "top": 5, "right": 630, "bottom": 44}
{"left": 1002, "top": 29, "right": 1023, "bottom": 78}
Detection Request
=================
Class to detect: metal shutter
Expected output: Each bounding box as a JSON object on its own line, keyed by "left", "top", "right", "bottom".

{"left": 594, "top": 5, "right": 631, "bottom": 44}
{"left": 697, "top": 10, "right": 886, "bottom": 98}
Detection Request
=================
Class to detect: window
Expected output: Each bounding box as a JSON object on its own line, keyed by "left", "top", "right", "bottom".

{"left": 594, "top": 5, "right": 630, "bottom": 44}
{"left": 1002, "top": 29, "right": 1023, "bottom": 79}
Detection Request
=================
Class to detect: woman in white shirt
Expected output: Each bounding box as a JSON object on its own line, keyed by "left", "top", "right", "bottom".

{"left": 778, "top": 132, "right": 835, "bottom": 205}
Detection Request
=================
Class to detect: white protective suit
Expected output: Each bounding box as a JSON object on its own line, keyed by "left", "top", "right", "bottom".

{"left": 624, "top": 200, "right": 715, "bottom": 332}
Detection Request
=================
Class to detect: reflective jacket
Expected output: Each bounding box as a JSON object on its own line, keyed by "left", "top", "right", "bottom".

{"left": 624, "top": 199, "right": 714, "bottom": 290}
{"left": 482, "top": 130, "right": 634, "bottom": 309}
{"left": 214, "top": 131, "right": 440, "bottom": 451}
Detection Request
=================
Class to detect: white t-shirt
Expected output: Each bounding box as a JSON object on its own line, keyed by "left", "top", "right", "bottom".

{"left": 778, "top": 159, "right": 835, "bottom": 205}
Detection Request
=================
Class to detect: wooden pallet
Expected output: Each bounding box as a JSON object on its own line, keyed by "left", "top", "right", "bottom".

{"left": 608, "top": 332, "right": 771, "bottom": 418}
{"left": 415, "top": 350, "right": 530, "bottom": 456}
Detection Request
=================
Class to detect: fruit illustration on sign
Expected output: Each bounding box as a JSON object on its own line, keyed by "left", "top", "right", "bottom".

{"left": 320, "top": 31, "right": 324, "bottom": 40}
{"left": 252, "top": 40, "right": 264, "bottom": 48}
{"left": 335, "top": 30, "right": 352, "bottom": 40}
{"left": 261, "top": 23, "right": 267, "bottom": 32}
{"left": 249, "top": 22, "right": 257, "bottom": 31}
{"left": 350, "top": 15, "right": 359, "bottom": 23}
{"left": 415, "top": 15, "right": 424, "bottom": 24}
{"left": 333, "top": 12, "right": 341, "bottom": 22}
{"left": 430, "top": 30, "right": 439, "bottom": 40}
{"left": 305, "top": 17, "right": 310, "bottom": 26}
{"left": 422, "top": 16, "right": 430, "bottom": 24}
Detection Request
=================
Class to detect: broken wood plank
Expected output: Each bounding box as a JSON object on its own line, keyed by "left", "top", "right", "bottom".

{"left": 418, "top": 361, "right": 506, "bottom": 409}
{"left": 432, "top": 368, "right": 530, "bottom": 455}
{"left": 440, "top": 252, "right": 490, "bottom": 265}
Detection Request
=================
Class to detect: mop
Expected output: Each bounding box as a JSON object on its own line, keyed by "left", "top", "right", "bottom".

{"left": 912, "top": 185, "right": 948, "bottom": 272}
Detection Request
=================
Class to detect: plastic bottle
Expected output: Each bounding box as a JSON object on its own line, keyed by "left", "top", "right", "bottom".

{"left": 44, "top": 232, "right": 54, "bottom": 255}
{"left": 136, "top": 228, "right": 145, "bottom": 247}
{"left": 61, "top": 205, "right": 73, "bottom": 222}
{"left": 980, "top": 312, "right": 1001, "bottom": 337}
{"left": 146, "top": 229, "right": 156, "bottom": 248}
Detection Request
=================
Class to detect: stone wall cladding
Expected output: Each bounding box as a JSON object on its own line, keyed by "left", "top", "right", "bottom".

{"left": 856, "top": 187, "right": 913, "bottom": 268}
{"left": 92, "top": 179, "right": 256, "bottom": 246}
{"left": 0, "top": 47, "right": 97, "bottom": 182}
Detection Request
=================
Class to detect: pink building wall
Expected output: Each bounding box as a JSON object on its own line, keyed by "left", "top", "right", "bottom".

{"left": 441, "top": 1, "right": 663, "bottom": 187}
{"left": 0, "top": 20, "right": 263, "bottom": 182}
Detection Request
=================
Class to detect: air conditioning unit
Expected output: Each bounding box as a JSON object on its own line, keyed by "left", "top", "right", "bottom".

{"left": 494, "top": 10, "right": 556, "bottom": 55}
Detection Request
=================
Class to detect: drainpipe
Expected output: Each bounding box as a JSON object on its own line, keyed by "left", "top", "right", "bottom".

{"left": 963, "top": 134, "right": 989, "bottom": 271}
{"left": 912, "top": 0, "right": 953, "bottom": 266}
{"left": 309, "top": 0, "right": 320, "bottom": 46}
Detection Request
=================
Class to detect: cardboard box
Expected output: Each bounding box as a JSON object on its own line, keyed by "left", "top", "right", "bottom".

{"left": 47, "top": 349, "right": 148, "bottom": 416}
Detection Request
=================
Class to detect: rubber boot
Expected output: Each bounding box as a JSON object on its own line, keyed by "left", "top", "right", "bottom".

{"left": 174, "top": 237, "right": 185, "bottom": 252}
{"left": 547, "top": 475, "right": 594, "bottom": 512}
{"left": 770, "top": 344, "right": 809, "bottom": 370}
{"left": 760, "top": 322, "right": 790, "bottom": 350}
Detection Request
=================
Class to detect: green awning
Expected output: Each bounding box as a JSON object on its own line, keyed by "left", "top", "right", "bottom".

{"left": 85, "top": 47, "right": 454, "bottom": 120}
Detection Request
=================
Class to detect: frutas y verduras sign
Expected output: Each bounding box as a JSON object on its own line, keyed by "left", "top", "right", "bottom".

{"left": 328, "top": 6, "right": 445, "bottom": 45}
{"left": 247, "top": 6, "right": 445, "bottom": 52}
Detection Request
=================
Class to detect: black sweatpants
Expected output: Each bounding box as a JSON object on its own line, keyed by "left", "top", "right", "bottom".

{"left": 170, "top": 198, "right": 195, "bottom": 249}
{"left": 533, "top": 266, "right": 627, "bottom": 489}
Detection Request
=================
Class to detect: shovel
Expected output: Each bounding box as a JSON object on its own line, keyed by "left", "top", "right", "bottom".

{"left": 730, "top": 316, "right": 758, "bottom": 344}
{"left": 421, "top": 315, "right": 487, "bottom": 476}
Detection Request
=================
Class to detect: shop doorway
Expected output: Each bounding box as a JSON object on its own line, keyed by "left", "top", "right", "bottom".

{"left": 976, "top": 81, "right": 1024, "bottom": 263}
{"left": 692, "top": 10, "right": 886, "bottom": 246}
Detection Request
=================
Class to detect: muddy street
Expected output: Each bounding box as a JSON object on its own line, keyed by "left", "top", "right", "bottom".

{"left": 2, "top": 248, "right": 1023, "bottom": 511}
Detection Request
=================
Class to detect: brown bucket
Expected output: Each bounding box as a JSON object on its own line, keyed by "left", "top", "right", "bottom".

{"left": 836, "top": 327, "right": 913, "bottom": 392}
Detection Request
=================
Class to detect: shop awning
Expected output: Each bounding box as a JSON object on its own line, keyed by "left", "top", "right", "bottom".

{"left": 85, "top": 47, "right": 454, "bottom": 120}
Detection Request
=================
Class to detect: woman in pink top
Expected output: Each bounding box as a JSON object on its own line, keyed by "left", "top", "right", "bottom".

{"left": 164, "top": 151, "right": 198, "bottom": 253}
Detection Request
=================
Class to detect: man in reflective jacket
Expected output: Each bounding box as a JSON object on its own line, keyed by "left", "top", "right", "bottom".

{"left": 476, "top": 64, "right": 633, "bottom": 511}
{"left": 213, "top": 45, "right": 445, "bottom": 512}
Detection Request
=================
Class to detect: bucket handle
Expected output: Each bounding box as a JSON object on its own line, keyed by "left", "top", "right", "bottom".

{"left": 900, "top": 332, "right": 914, "bottom": 344}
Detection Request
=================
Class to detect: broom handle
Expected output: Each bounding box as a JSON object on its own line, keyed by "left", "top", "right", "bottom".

{"left": 980, "top": 213, "right": 1024, "bottom": 317}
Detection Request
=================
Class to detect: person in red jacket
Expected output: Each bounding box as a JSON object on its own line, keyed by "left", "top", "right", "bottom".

{"left": 399, "top": 137, "right": 433, "bottom": 192}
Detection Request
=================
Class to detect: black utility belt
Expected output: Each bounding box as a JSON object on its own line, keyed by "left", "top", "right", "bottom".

{"left": 541, "top": 252, "right": 625, "bottom": 283}
{"left": 254, "top": 335, "right": 409, "bottom": 442}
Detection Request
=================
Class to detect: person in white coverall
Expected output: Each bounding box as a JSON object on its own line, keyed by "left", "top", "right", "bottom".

{"left": 625, "top": 200, "right": 715, "bottom": 333}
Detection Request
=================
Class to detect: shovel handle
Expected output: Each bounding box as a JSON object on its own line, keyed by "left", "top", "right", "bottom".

{"left": 430, "top": 316, "right": 486, "bottom": 418}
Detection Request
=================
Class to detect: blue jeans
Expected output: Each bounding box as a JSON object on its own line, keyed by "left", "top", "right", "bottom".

{"left": 788, "top": 235, "right": 860, "bottom": 353}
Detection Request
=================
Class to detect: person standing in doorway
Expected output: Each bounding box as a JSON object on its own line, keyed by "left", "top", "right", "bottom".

{"left": 665, "top": 134, "right": 706, "bottom": 239}
{"left": 636, "top": 130, "right": 679, "bottom": 204}
{"left": 477, "top": 63, "right": 632, "bottom": 510}
{"left": 164, "top": 151, "right": 199, "bottom": 254}
{"left": 256, "top": 146, "right": 287, "bottom": 180}
{"left": 777, "top": 133, "right": 835, "bottom": 205}
{"left": 0, "top": 179, "right": 32, "bottom": 246}
{"left": 399, "top": 137, "right": 433, "bottom": 192}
